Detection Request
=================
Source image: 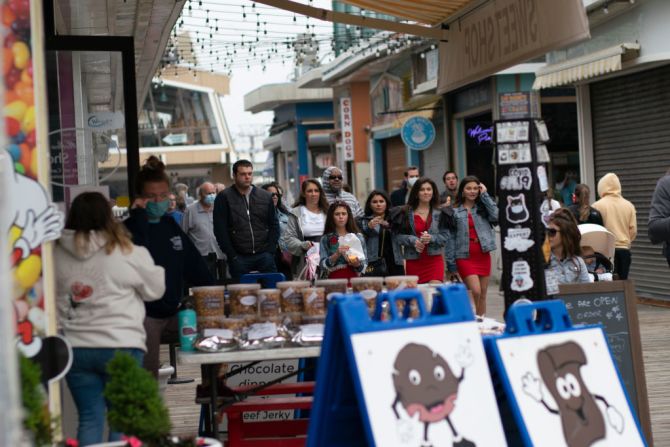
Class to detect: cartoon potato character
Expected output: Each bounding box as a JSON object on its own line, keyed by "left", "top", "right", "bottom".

{"left": 392, "top": 342, "right": 475, "bottom": 446}
{"left": 522, "top": 341, "right": 624, "bottom": 447}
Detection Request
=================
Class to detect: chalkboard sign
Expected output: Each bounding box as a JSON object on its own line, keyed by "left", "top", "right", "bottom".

{"left": 558, "top": 280, "right": 652, "bottom": 445}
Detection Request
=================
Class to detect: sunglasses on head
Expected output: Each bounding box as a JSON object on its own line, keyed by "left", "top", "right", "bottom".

{"left": 546, "top": 228, "right": 560, "bottom": 237}
{"left": 329, "top": 175, "right": 343, "bottom": 180}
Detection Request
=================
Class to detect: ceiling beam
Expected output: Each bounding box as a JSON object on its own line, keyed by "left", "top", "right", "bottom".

{"left": 252, "top": 0, "right": 447, "bottom": 40}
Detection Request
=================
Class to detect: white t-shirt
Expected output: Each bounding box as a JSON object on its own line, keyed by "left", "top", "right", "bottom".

{"left": 300, "top": 206, "right": 325, "bottom": 237}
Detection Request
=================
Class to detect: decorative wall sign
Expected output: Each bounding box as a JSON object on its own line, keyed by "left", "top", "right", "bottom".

{"left": 506, "top": 194, "right": 530, "bottom": 224}
{"left": 536, "top": 144, "right": 551, "bottom": 163}
{"left": 496, "top": 121, "right": 530, "bottom": 143}
{"left": 535, "top": 120, "right": 550, "bottom": 142}
{"left": 401, "top": 116, "right": 436, "bottom": 151}
{"left": 511, "top": 260, "right": 534, "bottom": 292}
{"left": 537, "top": 166, "right": 549, "bottom": 192}
{"left": 504, "top": 228, "right": 535, "bottom": 253}
{"left": 500, "top": 167, "right": 533, "bottom": 191}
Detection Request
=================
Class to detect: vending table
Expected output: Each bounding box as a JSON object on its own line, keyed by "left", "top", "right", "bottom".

{"left": 178, "top": 346, "right": 321, "bottom": 438}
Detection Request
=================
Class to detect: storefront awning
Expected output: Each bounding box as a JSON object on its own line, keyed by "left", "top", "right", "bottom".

{"left": 392, "top": 101, "right": 440, "bottom": 129}
{"left": 338, "top": 0, "right": 474, "bottom": 26}
{"left": 532, "top": 43, "right": 641, "bottom": 90}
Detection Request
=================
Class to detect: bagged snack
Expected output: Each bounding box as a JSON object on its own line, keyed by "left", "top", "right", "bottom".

{"left": 292, "top": 319, "right": 325, "bottom": 347}
{"left": 351, "top": 277, "right": 383, "bottom": 313}
{"left": 195, "top": 328, "right": 237, "bottom": 353}
{"left": 228, "top": 283, "right": 260, "bottom": 315}
{"left": 315, "top": 279, "right": 348, "bottom": 301}
{"left": 258, "top": 288, "right": 281, "bottom": 317}
{"left": 302, "top": 287, "right": 326, "bottom": 317}
{"left": 239, "top": 321, "right": 290, "bottom": 350}
{"left": 277, "top": 280, "right": 310, "bottom": 313}
{"left": 192, "top": 286, "right": 225, "bottom": 317}
{"left": 339, "top": 233, "right": 366, "bottom": 264}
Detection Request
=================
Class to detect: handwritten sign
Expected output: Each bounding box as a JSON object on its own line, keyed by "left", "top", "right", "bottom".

{"left": 558, "top": 281, "right": 652, "bottom": 443}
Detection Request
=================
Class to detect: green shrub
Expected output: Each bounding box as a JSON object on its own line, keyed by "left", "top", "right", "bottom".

{"left": 104, "top": 351, "right": 171, "bottom": 443}
{"left": 20, "top": 355, "right": 52, "bottom": 446}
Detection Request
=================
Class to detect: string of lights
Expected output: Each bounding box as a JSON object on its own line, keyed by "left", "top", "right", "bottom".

{"left": 156, "top": 0, "right": 435, "bottom": 78}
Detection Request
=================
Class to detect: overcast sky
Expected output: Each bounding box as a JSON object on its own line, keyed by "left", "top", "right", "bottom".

{"left": 175, "top": 0, "right": 334, "bottom": 149}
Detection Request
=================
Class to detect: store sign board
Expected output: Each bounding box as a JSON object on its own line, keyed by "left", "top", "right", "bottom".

{"left": 87, "top": 111, "right": 125, "bottom": 130}
{"left": 438, "top": 0, "right": 590, "bottom": 93}
{"left": 401, "top": 116, "right": 436, "bottom": 151}
{"left": 340, "top": 97, "right": 354, "bottom": 161}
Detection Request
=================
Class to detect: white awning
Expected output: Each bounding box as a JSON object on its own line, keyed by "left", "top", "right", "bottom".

{"left": 533, "top": 43, "right": 640, "bottom": 90}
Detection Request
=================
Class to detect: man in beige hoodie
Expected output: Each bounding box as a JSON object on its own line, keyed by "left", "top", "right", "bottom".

{"left": 592, "top": 173, "right": 637, "bottom": 279}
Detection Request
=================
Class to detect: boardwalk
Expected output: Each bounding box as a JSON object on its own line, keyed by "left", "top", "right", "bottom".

{"left": 164, "top": 290, "right": 670, "bottom": 445}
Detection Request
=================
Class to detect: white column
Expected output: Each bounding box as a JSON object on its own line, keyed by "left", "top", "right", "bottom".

{"left": 576, "top": 84, "right": 596, "bottom": 202}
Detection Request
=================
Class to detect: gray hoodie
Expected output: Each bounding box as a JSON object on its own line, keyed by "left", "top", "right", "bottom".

{"left": 54, "top": 230, "right": 165, "bottom": 351}
{"left": 321, "top": 166, "right": 363, "bottom": 218}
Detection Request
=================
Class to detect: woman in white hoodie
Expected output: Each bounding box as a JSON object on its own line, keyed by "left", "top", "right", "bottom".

{"left": 55, "top": 192, "right": 165, "bottom": 446}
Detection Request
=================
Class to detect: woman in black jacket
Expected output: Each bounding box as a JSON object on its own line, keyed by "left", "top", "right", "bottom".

{"left": 568, "top": 184, "right": 604, "bottom": 225}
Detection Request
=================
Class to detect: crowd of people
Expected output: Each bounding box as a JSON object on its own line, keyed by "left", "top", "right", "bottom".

{"left": 53, "top": 153, "right": 650, "bottom": 445}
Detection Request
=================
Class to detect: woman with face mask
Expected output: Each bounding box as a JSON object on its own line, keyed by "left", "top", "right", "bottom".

{"left": 124, "top": 156, "right": 214, "bottom": 378}
{"left": 446, "top": 176, "right": 498, "bottom": 316}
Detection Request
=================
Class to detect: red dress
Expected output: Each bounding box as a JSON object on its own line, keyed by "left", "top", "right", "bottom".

{"left": 456, "top": 213, "right": 491, "bottom": 278}
{"left": 405, "top": 214, "right": 444, "bottom": 284}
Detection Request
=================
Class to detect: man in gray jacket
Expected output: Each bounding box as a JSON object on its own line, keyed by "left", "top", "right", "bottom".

{"left": 648, "top": 172, "right": 670, "bottom": 267}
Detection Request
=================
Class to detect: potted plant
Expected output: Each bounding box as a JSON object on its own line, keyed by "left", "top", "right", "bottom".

{"left": 19, "top": 355, "right": 53, "bottom": 446}
{"left": 91, "top": 351, "right": 220, "bottom": 447}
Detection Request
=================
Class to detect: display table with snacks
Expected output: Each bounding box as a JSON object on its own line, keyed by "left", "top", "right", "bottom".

{"left": 179, "top": 346, "right": 321, "bottom": 439}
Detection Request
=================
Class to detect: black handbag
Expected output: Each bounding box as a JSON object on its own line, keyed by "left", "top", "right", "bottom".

{"left": 364, "top": 227, "right": 388, "bottom": 276}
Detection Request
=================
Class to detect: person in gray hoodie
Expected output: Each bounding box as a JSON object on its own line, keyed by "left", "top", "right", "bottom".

{"left": 648, "top": 172, "right": 670, "bottom": 267}
{"left": 321, "top": 166, "right": 363, "bottom": 218}
{"left": 54, "top": 192, "right": 165, "bottom": 446}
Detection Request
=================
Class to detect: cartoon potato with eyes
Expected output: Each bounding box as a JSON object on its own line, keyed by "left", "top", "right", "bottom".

{"left": 522, "top": 341, "right": 624, "bottom": 447}
{"left": 392, "top": 342, "right": 475, "bottom": 446}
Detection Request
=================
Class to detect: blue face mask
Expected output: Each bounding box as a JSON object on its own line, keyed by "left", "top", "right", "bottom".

{"left": 146, "top": 200, "right": 170, "bottom": 222}
{"left": 204, "top": 193, "right": 216, "bottom": 206}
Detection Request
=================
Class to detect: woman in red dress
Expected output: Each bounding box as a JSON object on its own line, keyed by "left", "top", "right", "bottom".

{"left": 394, "top": 178, "right": 450, "bottom": 284}
{"left": 446, "top": 176, "right": 498, "bottom": 315}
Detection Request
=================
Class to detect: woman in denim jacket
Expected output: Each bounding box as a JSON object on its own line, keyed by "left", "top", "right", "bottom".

{"left": 319, "top": 201, "right": 367, "bottom": 281}
{"left": 446, "top": 176, "right": 498, "bottom": 315}
{"left": 358, "top": 190, "right": 405, "bottom": 276}
{"left": 393, "top": 178, "right": 451, "bottom": 283}
{"left": 546, "top": 208, "right": 591, "bottom": 284}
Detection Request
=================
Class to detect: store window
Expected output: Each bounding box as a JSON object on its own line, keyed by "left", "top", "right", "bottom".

{"left": 139, "top": 83, "right": 222, "bottom": 147}
{"left": 542, "top": 101, "right": 579, "bottom": 205}
{"left": 464, "top": 114, "right": 495, "bottom": 194}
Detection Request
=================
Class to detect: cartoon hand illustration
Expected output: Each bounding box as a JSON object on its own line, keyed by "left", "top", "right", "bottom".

{"left": 14, "top": 206, "right": 64, "bottom": 258}
{"left": 455, "top": 343, "right": 474, "bottom": 369}
{"left": 606, "top": 405, "right": 624, "bottom": 434}
{"left": 522, "top": 372, "right": 543, "bottom": 402}
{"left": 395, "top": 413, "right": 420, "bottom": 445}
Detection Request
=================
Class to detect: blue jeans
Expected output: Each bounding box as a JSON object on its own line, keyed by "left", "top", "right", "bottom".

{"left": 229, "top": 251, "right": 277, "bottom": 282}
{"left": 66, "top": 348, "right": 144, "bottom": 446}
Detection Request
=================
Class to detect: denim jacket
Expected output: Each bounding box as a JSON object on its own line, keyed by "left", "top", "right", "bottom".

{"left": 548, "top": 253, "right": 591, "bottom": 284}
{"left": 446, "top": 192, "right": 498, "bottom": 272}
{"left": 319, "top": 232, "right": 367, "bottom": 274}
{"left": 393, "top": 208, "right": 450, "bottom": 264}
{"left": 358, "top": 215, "right": 395, "bottom": 264}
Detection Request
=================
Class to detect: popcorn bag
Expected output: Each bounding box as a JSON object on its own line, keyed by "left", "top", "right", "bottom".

{"left": 339, "top": 233, "right": 366, "bottom": 263}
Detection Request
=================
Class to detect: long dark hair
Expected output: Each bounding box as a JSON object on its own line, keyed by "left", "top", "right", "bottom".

{"left": 135, "top": 155, "right": 169, "bottom": 196}
{"left": 261, "top": 182, "right": 289, "bottom": 214}
{"left": 66, "top": 192, "right": 133, "bottom": 255}
{"left": 549, "top": 208, "right": 582, "bottom": 258}
{"left": 574, "top": 184, "right": 591, "bottom": 222}
{"left": 293, "top": 178, "right": 329, "bottom": 213}
{"left": 454, "top": 175, "right": 482, "bottom": 207}
{"left": 364, "top": 190, "right": 391, "bottom": 217}
{"left": 407, "top": 177, "right": 440, "bottom": 210}
{"left": 323, "top": 201, "right": 360, "bottom": 234}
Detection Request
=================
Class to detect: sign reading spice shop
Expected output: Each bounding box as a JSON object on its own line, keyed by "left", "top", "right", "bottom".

{"left": 438, "top": 0, "right": 590, "bottom": 93}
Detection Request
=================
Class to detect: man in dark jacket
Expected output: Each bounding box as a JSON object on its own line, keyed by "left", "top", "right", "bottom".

{"left": 213, "top": 159, "right": 279, "bottom": 282}
{"left": 390, "top": 166, "right": 420, "bottom": 207}
{"left": 649, "top": 173, "right": 670, "bottom": 267}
